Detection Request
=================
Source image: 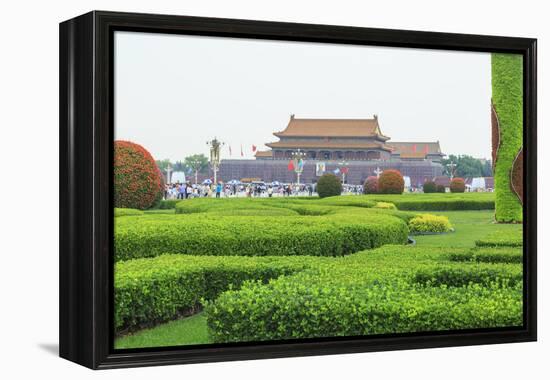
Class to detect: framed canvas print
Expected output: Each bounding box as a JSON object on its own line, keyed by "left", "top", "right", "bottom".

{"left": 59, "top": 11, "right": 537, "bottom": 369}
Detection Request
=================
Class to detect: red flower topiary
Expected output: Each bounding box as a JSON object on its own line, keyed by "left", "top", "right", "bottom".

{"left": 363, "top": 176, "right": 379, "bottom": 194}
{"left": 378, "top": 169, "right": 404, "bottom": 194}
{"left": 114, "top": 140, "right": 162, "bottom": 210}
{"left": 450, "top": 177, "right": 466, "bottom": 193}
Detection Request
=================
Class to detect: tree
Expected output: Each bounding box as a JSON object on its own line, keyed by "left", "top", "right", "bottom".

{"left": 155, "top": 159, "right": 173, "bottom": 172}
{"left": 442, "top": 155, "right": 489, "bottom": 178}
{"left": 423, "top": 181, "right": 437, "bottom": 193}
{"left": 363, "top": 176, "right": 378, "bottom": 194}
{"left": 184, "top": 154, "right": 209, "bottom": 174}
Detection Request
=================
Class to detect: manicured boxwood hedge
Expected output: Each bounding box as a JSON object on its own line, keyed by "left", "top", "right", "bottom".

{"left": 114, "top": 209, "right": 409, "bottom": 261}
{"left": 448, "top": 247, "right": 522, "bottom": 264}
{"left": 205, "top": 251, "right": 522, "bottom": 342}
{"left": 115, "top": 254, "right": 326, "bottom": 332}
{"left": 362, "top": 193, "right": 495, "bottom": 211}
{"left": 492, "top": 53, "right": 523, "bottom": 223}
{"left": 408, "top": 214, "right": 452, "bottom": 234}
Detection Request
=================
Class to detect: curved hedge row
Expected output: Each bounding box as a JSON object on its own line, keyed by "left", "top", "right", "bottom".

{"left": 114, "top": 209, "right": 409, "bottom": 261}
{"left": 205, "top": 267, "right": 521, "bottom": 343}
{"left": 115, "top": 254, "right": 325, "bottom": 332}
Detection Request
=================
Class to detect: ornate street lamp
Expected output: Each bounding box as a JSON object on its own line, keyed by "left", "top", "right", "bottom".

{"left": 339, "top": 160, "right": 349, "bottom": 184}
{"left": 207, "top": 137, "right": 224, "bottom": 185}
{"left": 165, "top": 163, "right": 173, "bottom": 184}
{"left": 446, "top": 161, "right": 457, "bottom": 180}
{"left": 291, "top": 149, "right": 306, "bottom": 185}
{"left": 374, "top": 166, "right": 383, "bottom": 178}
{"left": 189, "top": 159, "right": 202, "bottom": 185}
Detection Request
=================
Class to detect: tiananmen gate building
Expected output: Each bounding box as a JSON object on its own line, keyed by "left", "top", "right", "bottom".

{"left": 219, "top": 115, "right": 445, "bottom": 187}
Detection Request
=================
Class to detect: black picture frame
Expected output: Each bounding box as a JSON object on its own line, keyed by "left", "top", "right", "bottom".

{"left": 59, "top": 10, "right": 537, "bottom": 369}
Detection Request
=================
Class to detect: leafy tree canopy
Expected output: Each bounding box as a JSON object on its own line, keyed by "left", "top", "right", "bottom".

{"left": 442, "top": 155, "right": 492, "bottom": 178}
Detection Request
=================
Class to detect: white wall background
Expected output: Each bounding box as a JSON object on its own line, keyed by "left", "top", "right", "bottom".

{"left": 0, "top": 0, "right": 546, "bottom": 378}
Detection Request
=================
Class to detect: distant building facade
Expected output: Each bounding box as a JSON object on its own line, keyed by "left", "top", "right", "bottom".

{"left": 219, "top": 115, "right": 446, "bottom": 186}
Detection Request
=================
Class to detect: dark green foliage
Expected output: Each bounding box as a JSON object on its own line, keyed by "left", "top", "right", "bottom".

{"left": 115, "top": 254, "right": 326, "bottom": 332}
{"left": 364, "top": 193, "right": 494, "bottom": 211}
{"left": 492, "top": 53, "right": 523, "bottom": 223}
{"left": 317, "top": 173, "right": 342, "bottom": 198}
{"left": 442, "top": 155, "right": 492, "bottom": 178}
{"left": 378, "top": 170, "right": 404, "bottom": 194}
{"left": 450, "top": 178, "right": 466, "bottom": 193}
{"left": 423, "top": 181, "right": 437, "bottom": 193}
{"left": 436, "top": 185, "right": 446, "bottom": 193}
{"left": 205, "top": 246, "right": 522, "bottom": 343}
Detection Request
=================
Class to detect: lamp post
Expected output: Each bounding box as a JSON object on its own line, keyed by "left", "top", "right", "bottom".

{"left": 446, "top": 161, "right": 457, "bottom": 180}
{"left": 207, "top": 138, "right": 224, "bottom": 185}
{"left": 291, "top": 149, "right": 306, "bottom": 185}
{"left": 189, "top": 159, "right": 201, "bottom": 185}
{"left": 374, "top": 166, "right": 383, "bottom": 178}
{"left": 165, "top": 163, "right": 173, "bottom": 184}
{"left": 339, "top": 161, "right": 349, "bottom": 184}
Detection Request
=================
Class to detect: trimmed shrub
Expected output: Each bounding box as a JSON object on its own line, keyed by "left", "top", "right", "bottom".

{"left": 436, "top": 184, "right": 446, "bottom": 193}
{"left": 115, "top": 254, "right": 326, "bottom": 332}
{"left": 114, "top": 208, "right": 144, "bottom": 217}
{"left": 363, "top": 176, "right": 379, "bottom": 194}
{"left": 408, "top": 214, "right": 452, "bottom": 234}
{"left": 475, "top": 230, "right": 523, "bottom": 248}
{"left": 448, "top": 247, "right": 522, "bottom": 264}
{"left": 158, "top": 199, "right": 181, "bottom": 209}
{"left": 423, "top": 181, "right": 437, "bottom": 193}
{"left": 413, "top": 263, "right": 522, "bottom": 287}
{"left": 374, "top": 202, "right": 397, "bottom": 210}
{"left": 205, "top": 262, "right": 522, "bottom": 343}
{"left": 114, "top": 140, "right": 162, "bottom": 210}
{"left": 378, "top": 170, "right": 404, "bottom": 194}
{"left": 450, "top": 178, "right": 466, "bottom": 193}
{"left": 492, "top": 53, "right": 523, "bottom": 223}
{"left": 317, "top": 173, "right": 342, "bottom": 198}
{"left": 114, "top": 209, "right": 409, "bottom": 261}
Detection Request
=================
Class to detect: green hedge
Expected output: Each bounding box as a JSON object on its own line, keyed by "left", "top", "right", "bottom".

{"left": 475, "top": 229, "right": 523, "bottom": 248}
{"left": 204, "top": 245, "right": 523, "bottom": 343}
{"left": 115, "top": 208, "right": 144, "bottom": 217}
{"left": 492, "top": 53, "right": 523, "bottom": 223}
{"left": 114, "top": 209, "right": 409, "bottom": 261}
{"left": 448, "top": 247, "right": 522, "bottom": 264}
{"left": 206, "top": 270, "right": 521, "bottom": 343}
{"left": 344, "top": 194, "right": 495, "bottom": 211}
{"left": 115, "top": 254, "right": 326, "bottom": 332}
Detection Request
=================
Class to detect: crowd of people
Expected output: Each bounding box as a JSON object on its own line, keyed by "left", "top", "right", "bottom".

{"left": 164, "top": 181, "right": 365, "bottom": 200}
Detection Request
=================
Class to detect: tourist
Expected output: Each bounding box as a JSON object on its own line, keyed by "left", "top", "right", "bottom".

{"left": 268, "top": 186, "right": 273, "bottom": 197}
{"left": 216, "top": 182, "right": 222, "bottom": 198}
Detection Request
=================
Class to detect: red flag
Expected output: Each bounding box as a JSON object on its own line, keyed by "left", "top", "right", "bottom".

{"left": 240, "top": 145, "right": 244, "bottom": 157}
{"left": 412, "top": 144, "right": 417, "bottom": 153}
{"left": 229, "top": 145, "right": 232, "bottom": 156}
{"left": 287, "top": 160, "right": 295, "bottom": 171}
{"left": 252, "top": 145, "right": 257, "bottom": 152}
{"left": 341, "top": 167, "right": 349, "bottom": 174}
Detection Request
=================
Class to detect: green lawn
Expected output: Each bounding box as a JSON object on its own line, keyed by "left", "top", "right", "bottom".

{"left": 115, "top": 208, "right": 522, "bottom": 349}
{"left": 115, "top": 313, "right": 210, "bottom": 349}
{"left": 413, "top": 210, "right": 522, "bottom": 247}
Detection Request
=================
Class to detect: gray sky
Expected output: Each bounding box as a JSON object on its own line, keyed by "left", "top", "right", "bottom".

{"left": 114, "top": 31, "right": 492, "bottom": 162}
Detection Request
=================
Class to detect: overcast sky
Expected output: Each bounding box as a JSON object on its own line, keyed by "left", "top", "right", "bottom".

{"left": 114, "top": 31, "right": 492, "bottom": 162}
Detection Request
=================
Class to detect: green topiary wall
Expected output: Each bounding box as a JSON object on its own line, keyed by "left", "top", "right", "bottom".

{"left": 492, "top": 53, "right": 523, "bottom": 223}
